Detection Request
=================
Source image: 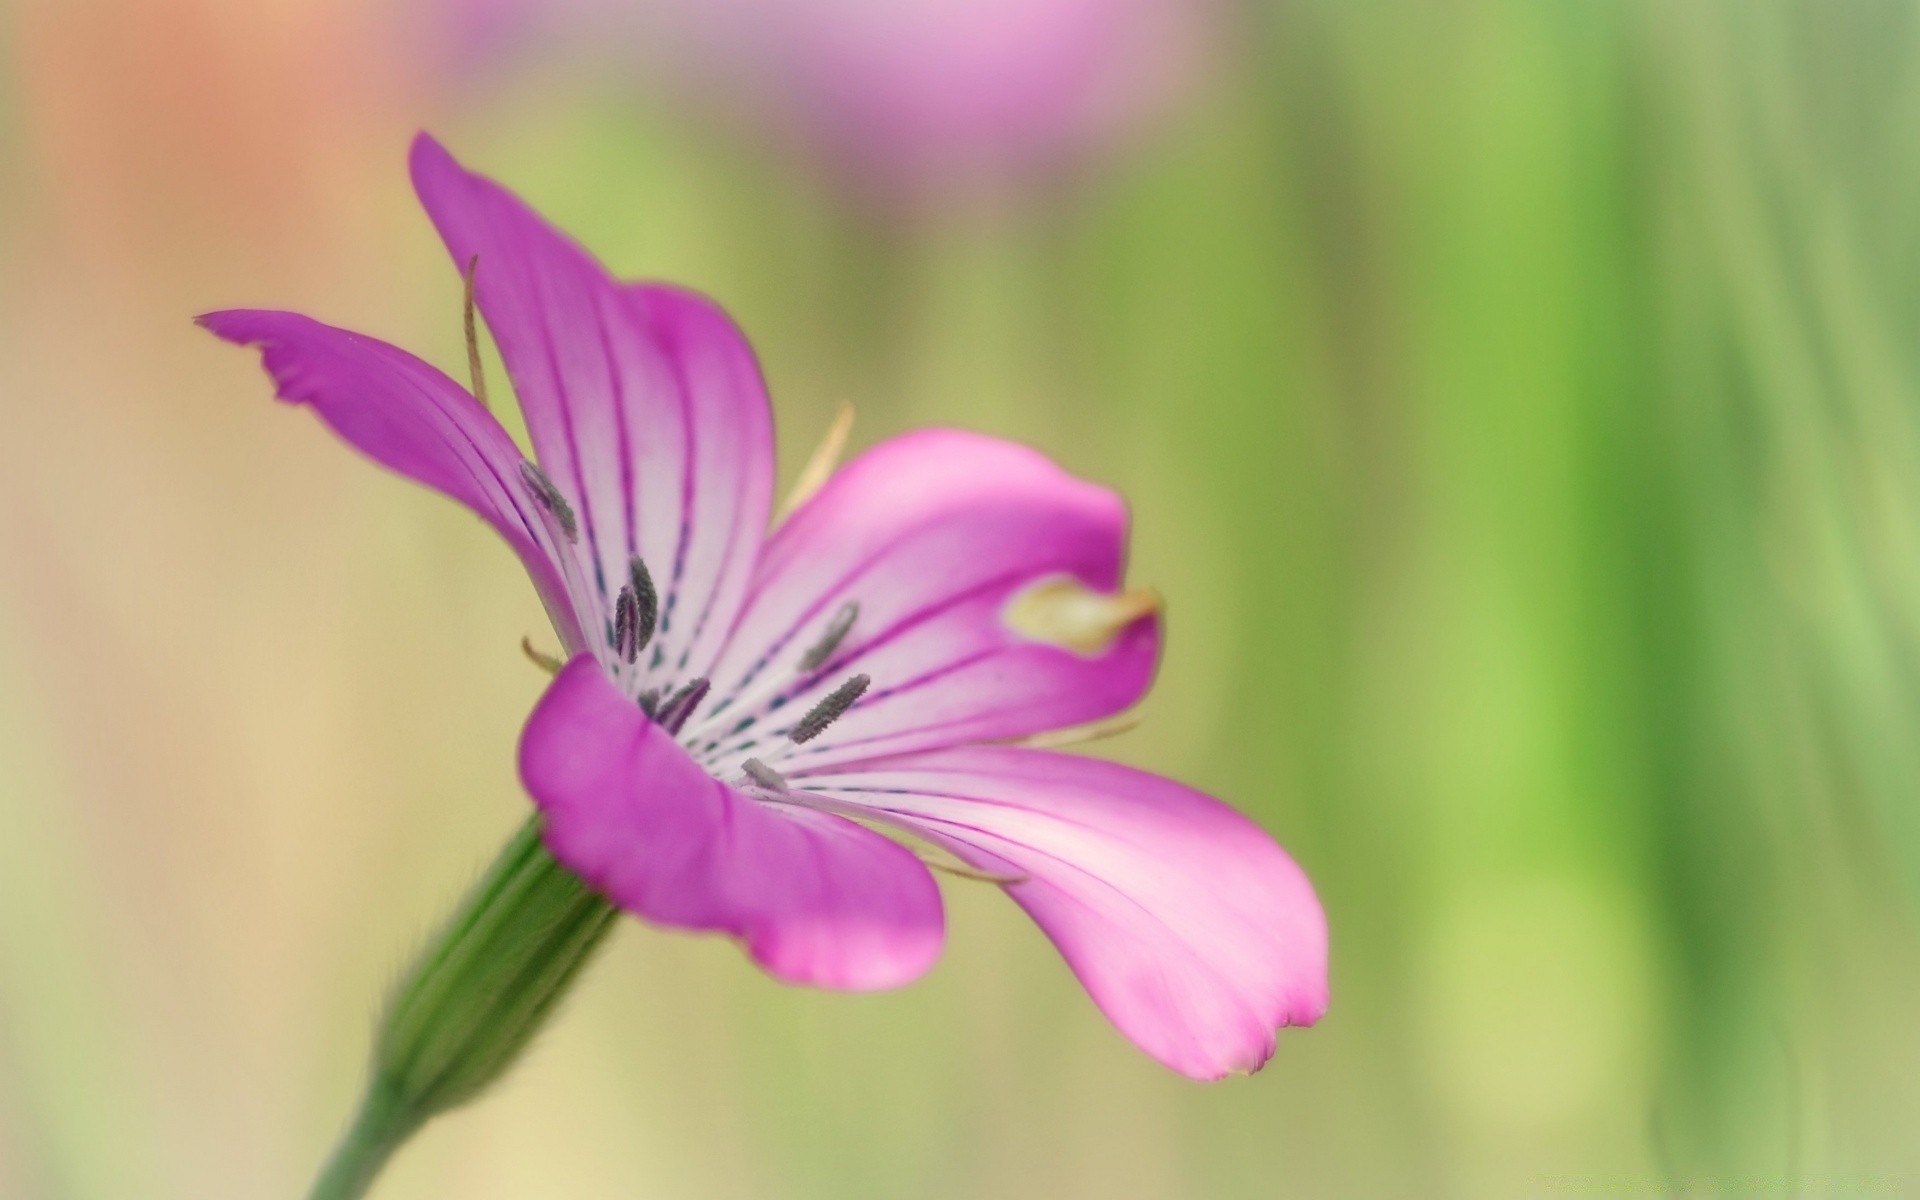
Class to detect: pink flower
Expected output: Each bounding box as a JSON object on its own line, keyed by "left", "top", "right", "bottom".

{"left": 201, "top": 135, "right": 1325, "bottom": 1079}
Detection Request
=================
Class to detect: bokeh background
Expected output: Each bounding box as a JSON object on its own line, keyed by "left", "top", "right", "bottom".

{"left": 4, "top": 0, "right": 1920, "bottom": 1195}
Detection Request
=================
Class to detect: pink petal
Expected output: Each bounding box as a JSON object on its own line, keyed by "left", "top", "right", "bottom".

{"left": 198, "top": 308, "right": 586, "bottom": 650}
{"left": 799, "top": 746, "right": 1327, "bottom": 1079}
{"left": 520, "top": 657, "right": 945, "bottom": 990}
{"left": 409, "top": 134, "right": 775, "bottom": 682}
{"left": 685, "top": 429, "right": 1159, "bottom": 774}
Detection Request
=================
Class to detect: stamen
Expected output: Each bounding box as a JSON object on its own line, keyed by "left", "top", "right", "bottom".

{"left": 798, "top": 601, "right": 859, "bottom": 671}
{"left": 657, "top": 677, "right": 710, "bottom": 735}
{"left": 612, "top": 587, "right": 635, "bottom": 662}
{"left": 788, "top": 673, "right": 870, "bottom": 744}
{"left": 775, "top": 401, "right": 854, "bottom": 524}
{"left": 463, "top": 254, "right": 489, "bottom": 410}
{"left": 520, "top": 636, "right": 564, "bottom": 675}
{"left": 675, "top": 600, "right": 860, "bottom": 747}
{"left": 741, "top": 758, "right": 788, "bottom": 792}
{"left": 628, "top": 557, "right": 659, "bottom": 653}
{"left": 518, "top": 461, "right": 578, "bottom": 542}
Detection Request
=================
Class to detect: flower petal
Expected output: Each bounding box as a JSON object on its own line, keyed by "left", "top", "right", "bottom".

{"left": 683, "top": 429, "right": 1159, "bottom": 776}
{"left": 520, "top": 657, "right": 945, "bottom": 990}
{"left": 198, "top": 308, "right": 586, "bottom": 649}
{"left": 409, "top": 134, "right": 775, "bottom": 683}
{"left": 798, "top": 746, "right": 1327, "bottom": 1079}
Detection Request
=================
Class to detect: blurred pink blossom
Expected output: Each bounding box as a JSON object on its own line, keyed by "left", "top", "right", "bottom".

{"left": 435, "top": 0, "right": 1213, "bottom": 197}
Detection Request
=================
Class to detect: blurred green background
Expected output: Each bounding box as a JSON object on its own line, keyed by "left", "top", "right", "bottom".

{"left": 4, "top": 0, "right": 1920, "bottom": 1195}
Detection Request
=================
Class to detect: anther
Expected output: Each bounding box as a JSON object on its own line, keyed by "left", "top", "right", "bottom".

{"left": 656, "top": 677, "right": 710, "bottom": 735}
{"left": 741, "top": 758, "right": 788, "bottom": 792}
{"left": 612, "top": 586, "right": 644, "bottom": 663}
{"left": 518, "top": 461, "right": 578, "bottom": 542}
{"left": 788, "top": 673, "right": 870, "bottom": 744}
{"left": 628, "top": 556, "right": 658, "bottom": 652}
{"left": 799, "top": 601, "right": 859, "bottom": 671}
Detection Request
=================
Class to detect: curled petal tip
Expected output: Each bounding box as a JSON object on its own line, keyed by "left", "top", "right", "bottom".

{"left": 196, "top": 309, "right": 259, "bottom": 342}
{"left": 408, "top": 130, "right": 452, "bottom": 168}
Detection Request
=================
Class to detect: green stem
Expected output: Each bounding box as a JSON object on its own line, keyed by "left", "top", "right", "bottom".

{"left": 305, "top": 1084, "right": 421, "bottom": 1200}
{"left": 304, "top": 816, "right": 617, "bottom": 1200}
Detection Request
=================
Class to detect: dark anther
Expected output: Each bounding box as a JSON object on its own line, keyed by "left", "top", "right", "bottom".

{"left": 788, "top": 674, "right": 870, "bottom": 744}
{"left": 657, "top": 677, "right": 711, "bottom": 735}
{"left": 742, "top": 758, "right": 788, "bottom": 792}
{"left": 518, "top": 461, "right": 578, "bottom": 541}
{"left": 613, "top": 586, "right": 640, "bottom": 662}
{"left": 799, "top": 601, "right": 859, "bottom": 671}
{"left": 629, "top": 556, "right": 659, "bottom": 653}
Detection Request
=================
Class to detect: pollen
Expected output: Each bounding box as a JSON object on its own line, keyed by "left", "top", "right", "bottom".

{"left": 799, "top": 601, "right": 859, "bottom": 671}
{"left": 612, "top": 587, "right": 640, "bottom": 663}
{"left": 518, "top": 461, "right": 578, "bottom": 542}
{"left": 657, "top": 677, "right": 711, "bottom": 734}
{"left": 789, "top": 673, "right": 870, "bottom": 743}
{"left": 627, "top": 556, "right": 659, "bottom": 652}
{"left": 741, "top": 758, "right": 789, "bottom": 792}
{"left": 1003, "top": 576, "right": 1159, "bottom": 656}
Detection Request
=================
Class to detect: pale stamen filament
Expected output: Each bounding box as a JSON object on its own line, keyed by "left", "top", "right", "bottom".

{"left": 774, "top": 402, "right": 854, "bottom": 525}
{"left": 520, "top": 636, "right": 564, "bottom": 675}
{"left": 463, "top": 254, "right": 489, "bottom": 411}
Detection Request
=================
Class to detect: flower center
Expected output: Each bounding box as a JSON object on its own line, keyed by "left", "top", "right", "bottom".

{"left": 588, "top": 554, "right": 871, "bottom": 786}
